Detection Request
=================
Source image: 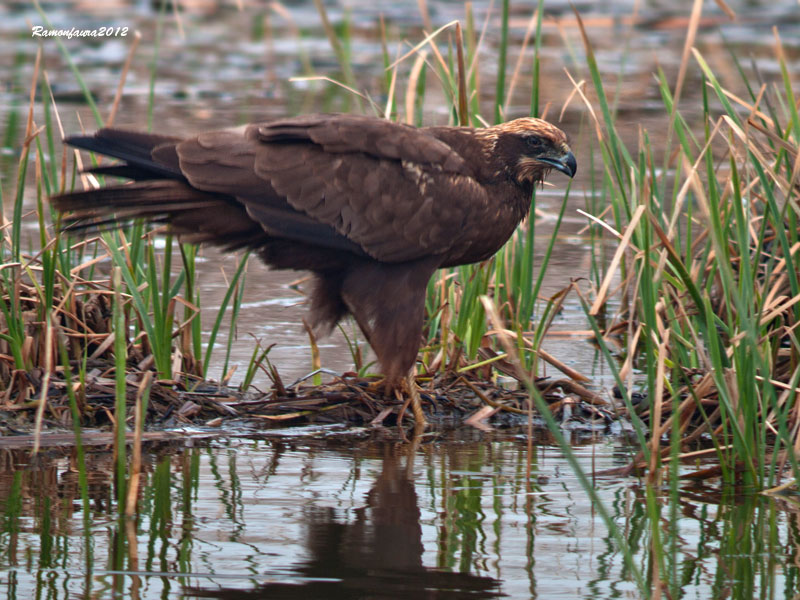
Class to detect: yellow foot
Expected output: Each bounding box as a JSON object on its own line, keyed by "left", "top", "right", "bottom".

{"left": 396, "top": 372, "right": 428, "bottom": 428}
{"left": 364, "top": 377, "right": 387, "bottom": 395}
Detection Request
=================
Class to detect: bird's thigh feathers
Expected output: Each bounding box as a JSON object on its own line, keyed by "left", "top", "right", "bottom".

{"left": 330, "top": 256, "right": 441, "bottom": 383}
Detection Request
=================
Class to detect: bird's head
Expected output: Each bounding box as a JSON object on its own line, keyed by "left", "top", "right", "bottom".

{"left": 485, "top": 118, "right": 577, "bottom": 185}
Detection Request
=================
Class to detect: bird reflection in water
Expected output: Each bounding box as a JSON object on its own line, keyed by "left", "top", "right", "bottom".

{"left": 186, "top": 445, "right": 503, "bottom": 599}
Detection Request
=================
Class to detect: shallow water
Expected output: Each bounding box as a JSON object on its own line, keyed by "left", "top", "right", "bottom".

{"left": 0, "top": 429, "right": 795, "bottom": 599}
{"left": 2, "top": 1, "right": 800, "bottom": 597}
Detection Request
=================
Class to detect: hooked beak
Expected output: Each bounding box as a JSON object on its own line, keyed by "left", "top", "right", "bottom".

{"left": 536, "top": 151, "right": 577, "bottom": 178}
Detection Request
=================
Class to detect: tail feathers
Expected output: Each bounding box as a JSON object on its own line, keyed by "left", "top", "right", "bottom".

{"left": 52, "top": 180, "right": 267, "bottom": 250}
{"left": 65, "top": 128, "right": 183, "bottom": 180}
{"left": 82, "top": 164, "right": 167, "bottom": 181}
{"left": 52, "top": 180, "right": 220, "bottom": 230}
{"left": 56, "top": 129, "right": 272, "bottom": 250}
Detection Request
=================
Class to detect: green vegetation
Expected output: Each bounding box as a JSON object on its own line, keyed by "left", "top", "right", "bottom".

{"left": 310, "top": 2, "right": 800, "bottom": 596}
{"left": 2, "top": 1, "right": 800, "bottom": 597}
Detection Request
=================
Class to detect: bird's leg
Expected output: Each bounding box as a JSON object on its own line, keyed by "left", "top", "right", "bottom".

{"left": 364, "top": 377, "right": 387, "bottom": 395}
{"left": 338, "top": 256, "right": 440, "bottom": 428}
{"left": 394, "top": 371, "right": 427, "bottom": 428}
{"left": 406, "top": 371, "right": 427, "bottom": 427}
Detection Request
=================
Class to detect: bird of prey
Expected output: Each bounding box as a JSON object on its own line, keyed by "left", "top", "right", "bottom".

{"left": 52, "top": 114, "right": 576, "bottom": 422}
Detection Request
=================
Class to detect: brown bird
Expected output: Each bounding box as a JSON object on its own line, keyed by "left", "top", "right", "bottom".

{"left": 52, "top": 114, "right": 576, "bottom": 421}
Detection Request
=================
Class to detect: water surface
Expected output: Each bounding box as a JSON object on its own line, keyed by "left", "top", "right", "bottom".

{"left": 0, "top": 429, "right": 794, "bottom": 599}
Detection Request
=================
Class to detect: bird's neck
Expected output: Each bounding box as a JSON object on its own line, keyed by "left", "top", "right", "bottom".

{"left": 426, "top": 126, "right": 503, "bottom": 182}
{"left": 511, "top": 182, "right": 535, "bottom": 221}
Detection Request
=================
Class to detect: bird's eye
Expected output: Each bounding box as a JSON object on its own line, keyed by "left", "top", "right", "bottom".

{"left": 525, "top": 136, "right": 543, "bottom": 149}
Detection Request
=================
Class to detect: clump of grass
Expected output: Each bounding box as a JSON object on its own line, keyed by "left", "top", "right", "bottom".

{"left": 567, "top": 6, "right": 800, "bottom": 490}
{"left": 538, "top": 8, "right": 800, "bottom": 594}
{"left": 0, "top": 9, "right": 261, "bottom": 471}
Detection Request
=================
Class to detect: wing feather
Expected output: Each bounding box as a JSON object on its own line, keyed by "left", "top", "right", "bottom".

{"left": 175, "top": 115, "right": 492, "bottom": 263}
{"left": 255, "top": 114, "right": 470, "bottom": 174}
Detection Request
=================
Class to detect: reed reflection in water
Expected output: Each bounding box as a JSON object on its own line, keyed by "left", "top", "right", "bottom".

{"left": 0, "top": 430, "right": 796, "bottom": 599}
